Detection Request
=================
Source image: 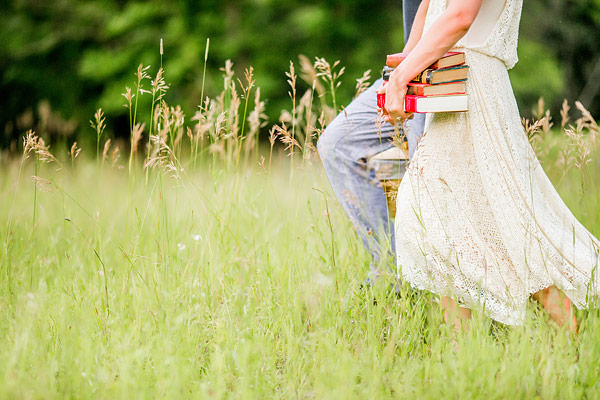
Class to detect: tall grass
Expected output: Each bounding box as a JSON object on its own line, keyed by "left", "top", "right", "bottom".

{"left": 1, "top": 49, "right": 600, "bottom": 398}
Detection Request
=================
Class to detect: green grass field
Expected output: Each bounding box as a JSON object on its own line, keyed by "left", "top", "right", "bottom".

{"left": 2, "top": 58, "right": 600, "bottom": 398}
{"left": 1, "top": 134, "right": 600, "bottom": 398}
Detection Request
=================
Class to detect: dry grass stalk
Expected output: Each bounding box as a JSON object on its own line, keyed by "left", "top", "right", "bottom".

{"left": 355, "top": 69, "right": 372, "bottom": 98}
{"left": 245, "top": 88, "right": 268, "bottom": 154}
{"left": 69, "top": 141, "right": 81, "bottom": 166}
{"left": 564, "top": 125, "right": 591, "bottom": 172}
{"left": 156, "top": 101, "right": 171, "bottom": 142}
{"left": 304, "top": 142, "right": 319, "bottom": 161}
{"left": 390, "top": 118, "right": 408, "bottom": 150}
{"left": 171, "top": 106, "right": 185, "bottom": 152}
{"left": 146, "top": 67, "right": 170, "bottom": 174}
{"left": 90, "top": 109, "right": 106, "bottom": 134}
{"left": 145, "top": 134, "right": 180, "bottom": 180}
{"left": 533, "top": 97, "right": 546, "bottom": 120}
{"left": 23, "top": 130, "right": 37, "bottom": 158}
{"left": 257, "top": 155, "right": 267, "bottom": 173}
{"left": 124, "top": 64, "right": 151, "bottom": 174}
{"left": 131, "top": 122, "right": 145, "bottom": 155}
{"left": 111, "top": 145, "right": 121, "bottom": 168}
{"left": 24, "top": 132, "right": 62, "bottom": 169}
{"left": 314, "top": 57, "right": 345, "bottom": 117}
{"left": 186, "top": 127, "right": 194, "bottom": 146}
{"left": 274, "top": 123, "right": 301, "bottom": 156}
{"left": 31, "top": 175, "right": 56, "bottom": 193}
{"left": 91, "top": 108, "right": 106, "bottom": 166}
{"left": 268, "top": 126, "right": 277, "bottom": 171}
{"left": 301, "top": 85, "right": 318, "bottom": 161}
{"left": 286, "top": 61, "right": 297, "bottom": 103}
{"left": 150, "top": 99, "right": 186, "bottom": 162}
{"left": 212, "top": 111, "right": 228, "bottom": 150}
{"left": 102, "top": 139, "right": 112, "bottom": 167}
{"left": 151, "top": 68, "right": 169, "bottom": 102}
{"left": 122, "top": 87, "right": 134, "bottom": 110}
{"left": 299, "top": 55, "right": 326, "bottom": 97}
{"left": 575, "top": 101, "right": 599, "bottom": 145}
{"left": 239, "top": 67, "right": 255, "bottom": 100}
{"left": 191, "top": 108, "right": 212, "bottom": 143}
{"left": 227, "top": 82, "right": 241, "bottom": 141}
{"left": 221, "top": 60, "right": 235, "bottom": 91}
{"left": 135, "top": 64, "right": 151, "bottom": 87}
{"left": 523, "top": 114, "right": 551, "bottom": 156}
{"left": 311, "top": 112, "right": 328, "bottom": 161}
{"left": 560, "top": 99, "right": 571, "bottom": 130}
{"left": 204, "top": 60, "right": 241, "bottom": 166}
{"left": 522, "top": 99, "right": 599, "bottom": 195}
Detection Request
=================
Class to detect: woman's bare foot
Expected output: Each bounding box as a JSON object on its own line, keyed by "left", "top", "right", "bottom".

{"left": 442, "top": 296, "right": 472, "bottom": 333}
{"left": 532, "top": 285, "right": 578, "bottom": 334}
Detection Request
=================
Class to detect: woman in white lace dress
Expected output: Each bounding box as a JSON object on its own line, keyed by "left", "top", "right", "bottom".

{"left": 380, "top": 0, "right": 600, "bottom": 332}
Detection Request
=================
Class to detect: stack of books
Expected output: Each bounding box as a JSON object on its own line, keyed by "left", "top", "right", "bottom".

{"left": 377, "top": 51, "right": 468, "bottom": 113}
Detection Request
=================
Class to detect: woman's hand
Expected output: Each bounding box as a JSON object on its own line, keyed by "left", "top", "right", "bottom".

{"left": 378, "top": 70, "right": 413, "bottom": 124}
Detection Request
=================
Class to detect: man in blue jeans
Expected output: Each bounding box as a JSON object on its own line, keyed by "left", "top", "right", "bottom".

{"left": 317, "top": 0, "right": 425, "bottom": 285}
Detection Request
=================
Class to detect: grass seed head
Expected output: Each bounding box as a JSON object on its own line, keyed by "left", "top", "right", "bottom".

{"left": 122, "top": 87, "right": 134, "bottom": 109}
{"left": 131, "top": 122, "right": 146, "bottom": 155}
{"left": 560, "top": 99, "right": 571, "bottom": 130}
{"left": 111, "top": 145, "right": 120, "bottom": 167}
{"left": 355, "top": 69, "right": 372, "bottom": 98}
{"left": 69, "top": 141, "right": 81, "bottom": 161}
{"left": 102, "top": 139, "right": 112, "bottom": 164}
{"left": 31, "top": 175, "right": 56, "bottom": 193}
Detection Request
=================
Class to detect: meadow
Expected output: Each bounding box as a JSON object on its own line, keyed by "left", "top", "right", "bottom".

{"left": 1, "top": 58, "right": 600, "bottom": 399}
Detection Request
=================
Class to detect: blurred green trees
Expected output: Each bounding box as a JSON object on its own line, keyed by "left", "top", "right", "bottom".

{"left": 1, "top": 0, "right": 599, "bottom": 148}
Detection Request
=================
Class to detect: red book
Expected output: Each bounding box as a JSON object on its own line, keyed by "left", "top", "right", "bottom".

{"left": 377, "top": 91, "right": 386, "bottom": 109}
{"left": 377, "top": 92, "right": 468, "bottom": 113}
{"left": 386, "top": 51, "right": 465, "bottom": 69}
{"left": 407, "top": 81, "right": 466, "bottom": 96}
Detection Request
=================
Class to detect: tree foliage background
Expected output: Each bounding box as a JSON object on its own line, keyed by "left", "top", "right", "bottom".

{"left": 1, "top": 0, "right": 598, "bottom": 149}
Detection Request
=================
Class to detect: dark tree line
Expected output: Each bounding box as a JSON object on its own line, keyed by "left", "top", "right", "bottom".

{"left": 1, "top": 0, "right": 598, "bottom": 149}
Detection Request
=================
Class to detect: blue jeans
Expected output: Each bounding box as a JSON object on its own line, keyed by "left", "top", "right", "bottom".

{"left": 317, "top": 79, "right": 425, "bottom": 280}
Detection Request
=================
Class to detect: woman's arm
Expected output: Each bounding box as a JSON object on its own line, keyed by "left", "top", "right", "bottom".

{"left": 403, "top": 0, "right": 430, "bottom": 53}
{"left": 382, "top": 0, "right": 483, "bottom": 121}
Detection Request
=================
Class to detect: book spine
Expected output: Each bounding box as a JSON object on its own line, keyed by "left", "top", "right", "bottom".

{"left": 421, "top": 70, "right": 433, "bottom": 84}
{"left": 404, "top": 95, "right": 418, "bottom": 113}
{"left": 412, "top": 71, "right": 424, "bottom": 83}
{"left": 377, "top": 92, "right": 386, "bottom": 109}
{"left": 411, "top": 70, "right": 433, "bottom": 84}
{"left": 376, "top": 80, "right": 388, "bottom": 109}
{"left": 407, "top": 85, "right": 424, "bottom": 96}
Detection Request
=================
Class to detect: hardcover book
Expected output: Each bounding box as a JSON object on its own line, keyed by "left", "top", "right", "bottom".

{"left": 411, "top": 65, "right": 469, "bottom": 85}
{"left": 404, "top": 94, "right": 468, "bottom": 113}
{"left": 386, "top": 51, "right": 465, "bottom": 69}
{"left": 407, "top": 81, "right": 466, "bottom": 96}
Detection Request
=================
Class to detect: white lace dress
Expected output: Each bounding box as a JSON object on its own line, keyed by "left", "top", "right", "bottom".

{"left": 395, "top": 0, "right": 600, "bottom": 325}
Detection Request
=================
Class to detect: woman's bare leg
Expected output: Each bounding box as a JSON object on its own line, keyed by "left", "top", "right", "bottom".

{"left": 532, "top": 285, "right": 578, "bottom": 334}
{"left": 442, "top": 296, "right": 472, "bottom": 332}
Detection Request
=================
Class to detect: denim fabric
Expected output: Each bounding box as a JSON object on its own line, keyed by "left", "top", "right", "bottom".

{"left": 317, "top": 79, "right": 425, "bottom": 279}
{"left": 403, "top": 0, "right": 423, "bottom": 43}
